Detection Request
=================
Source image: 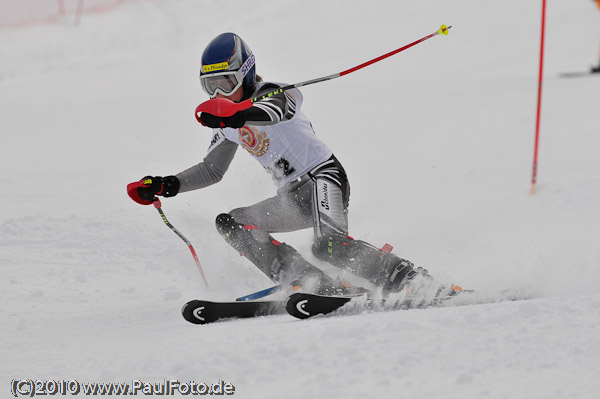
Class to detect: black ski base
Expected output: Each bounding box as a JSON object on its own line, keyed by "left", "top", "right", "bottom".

{"left": 285, "top": 292, "right": 360, "bottom": 319}
{"left": 181, "top": 299, "right": 286, "bottom": 325}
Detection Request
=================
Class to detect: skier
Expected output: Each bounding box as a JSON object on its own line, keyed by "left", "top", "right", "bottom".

{"left": 127, "top": 32, "right": 444, "bottom": 296}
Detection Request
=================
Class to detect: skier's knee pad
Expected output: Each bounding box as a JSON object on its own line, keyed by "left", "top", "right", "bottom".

{"left": 215, "top": 213, "right": 238, "bottom": 236}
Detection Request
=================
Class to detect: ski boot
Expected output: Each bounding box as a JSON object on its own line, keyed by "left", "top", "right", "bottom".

{"left": 312, "top": 234, "right": 425, "bottom": 294}
{"left": 378, "top": 255, "right": 422, "bottom": 293}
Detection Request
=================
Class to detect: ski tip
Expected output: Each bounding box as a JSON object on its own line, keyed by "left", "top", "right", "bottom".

{"left": 182, "top": 300, "right": 208, "bottom": 325}
{"left": 438, "top": 24, "right": 451, "bottom": 35}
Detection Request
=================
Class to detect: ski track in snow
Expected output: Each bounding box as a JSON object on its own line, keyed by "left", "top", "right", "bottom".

{"left": 2, "top": 1, "right": 600, "bottom": 398}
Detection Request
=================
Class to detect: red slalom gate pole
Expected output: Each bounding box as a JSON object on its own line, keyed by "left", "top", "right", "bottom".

{"left": 58, "top": 0, "right": 66, "bottom": 16}
{"left": 530, "top": 0, "right": 546, "bottom": 195}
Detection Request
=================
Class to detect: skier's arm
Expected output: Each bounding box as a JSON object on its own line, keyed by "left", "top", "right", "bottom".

{"left": 242, "top": 83, "right": 298, "bottom": 126}
{"left": 126, "top": 134, "right": 236, "bottom": 205}
{"left": 176, "top": 137, "right": 238, "bottom": 192}
{"left": 199, "top": 83, "right": 298, "bottom": 128}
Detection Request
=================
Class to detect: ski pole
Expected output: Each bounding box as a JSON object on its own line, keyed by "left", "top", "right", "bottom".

{"left": 153, "top": 199, "right": 209, "bottom": 287}
{"left": 236, "top": 285, "right": 282, "bottom": 301}
{"left": 197, "top": 24, "right": 452, "bottom": 117}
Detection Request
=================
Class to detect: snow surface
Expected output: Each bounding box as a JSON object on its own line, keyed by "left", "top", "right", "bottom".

{"left": 2, "top": 0, "right": 600, "bottom": 398}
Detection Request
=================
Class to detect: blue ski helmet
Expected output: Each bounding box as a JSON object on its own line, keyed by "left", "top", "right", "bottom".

{"left": 199, "top": 33, "right": 256, "bottom": 98}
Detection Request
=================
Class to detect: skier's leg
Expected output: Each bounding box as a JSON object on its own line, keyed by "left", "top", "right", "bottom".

{"left": 228, "top": 176, "right": 314, "bottom": 235}
{"left": 309, "top": 156, "right": 422, "bottom": 293}
{"left": 215, "top": 178, "right": 342, "bottom": 292}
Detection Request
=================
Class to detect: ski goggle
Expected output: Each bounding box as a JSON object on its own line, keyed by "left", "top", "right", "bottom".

{"left": 200, "top": 54, "right": 255, "bottom": 98}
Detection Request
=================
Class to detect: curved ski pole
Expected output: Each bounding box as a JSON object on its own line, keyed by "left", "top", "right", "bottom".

{"left": 196, "top": 25, "right": 452, "bottom": 117}
{"left": 153, "top": 199, "right": 209, "bottom": 287}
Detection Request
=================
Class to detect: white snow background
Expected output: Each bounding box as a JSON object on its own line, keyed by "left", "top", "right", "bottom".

{"left": 2, "top": 0, "right": 600, "bottom": 398}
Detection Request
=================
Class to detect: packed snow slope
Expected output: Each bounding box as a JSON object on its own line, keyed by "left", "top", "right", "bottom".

{"left": 2, "top": 0, "right": 600, "bottom": 398}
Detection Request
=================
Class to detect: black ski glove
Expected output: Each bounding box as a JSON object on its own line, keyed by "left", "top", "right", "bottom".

{"left": 200, "top": 111, "right": 247, "bottom": 128}
{"left": 127, "top": 175, "right": 180, "bottom": 205}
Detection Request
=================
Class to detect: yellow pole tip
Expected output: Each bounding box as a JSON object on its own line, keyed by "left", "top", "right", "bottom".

{"left": 438, "top": 24, "right": 449, "bottom": 35}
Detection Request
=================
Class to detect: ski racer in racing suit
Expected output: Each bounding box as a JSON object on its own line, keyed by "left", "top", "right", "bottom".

{"left": 127, "top": 32, "right": 435, "bottom": 295}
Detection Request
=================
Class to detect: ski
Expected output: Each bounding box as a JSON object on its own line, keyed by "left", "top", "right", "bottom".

{"left": 181, "top": 299, "right": 286, "bottom": 325}
{"left": 285, "top": 292, "right": 365, "bottom": 319}
{"left": 285, "top": 286, "right": 490, "bottom": 319}
{"left": 283, "top": 291, "right": 455, "bottom": 320}
{"left": 183, "top": 287, "right": 533, "bottom": 324}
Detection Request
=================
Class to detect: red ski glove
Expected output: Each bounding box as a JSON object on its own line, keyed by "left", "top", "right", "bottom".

{"left": 127, "top": 176, "right": 180, "bottom": 205}
{"left": 197, "top": 111, "right": 247, "bottom": 129}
